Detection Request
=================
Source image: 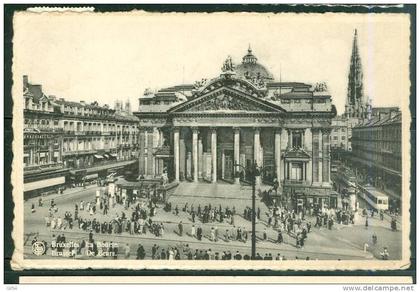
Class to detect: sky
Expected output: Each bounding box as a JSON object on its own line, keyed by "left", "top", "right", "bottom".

{"left": 14, "top": 12, "right": 410, "bottom": 114}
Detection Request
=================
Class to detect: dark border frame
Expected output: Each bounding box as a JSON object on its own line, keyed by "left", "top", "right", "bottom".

{"left": 3, "top": 3, "right": 416, "bottom": 284}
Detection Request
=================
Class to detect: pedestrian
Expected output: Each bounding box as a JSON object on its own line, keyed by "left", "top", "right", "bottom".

{"left": 277, "top": 230, "right": 283, "bottom": 244}
{"left": 372, "top": 234, "right": 378, "bottom": 245}
{"left": 363, "top": 242, "right": 369, "bottom": 253}
{"left": 191, "top": 224, "right": 196, "bottom": 238}
{"left": 136, "top": 244, "right": 145, "bottom": 259}
{"left": 152, "top": 244, "right": 158, "bottom": 259}
{"left": 365, "top": 217, "right": 369, "bottom": 229}
{"left": 124, "top": 243, "right": 130, "bottom": 259}
{"left": 380, "top": 247, "right": 389, "bottom": 260}
{"left": 178, "top": 221, "right": 183, "bottom": 236}
{"left": 263, "top": 228, "right": 268, "bottom": 241}
{"left": 31, "top": 203, "right": 35, "bottom": 213}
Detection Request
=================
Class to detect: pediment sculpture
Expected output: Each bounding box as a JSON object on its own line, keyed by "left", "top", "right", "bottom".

{"left": 185, "top": 94, "right": 263, "bottom": 112}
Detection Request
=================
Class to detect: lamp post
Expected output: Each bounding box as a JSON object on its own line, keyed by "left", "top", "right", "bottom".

{"left": 234, "top": 161, "right": 274, "bottom": 260}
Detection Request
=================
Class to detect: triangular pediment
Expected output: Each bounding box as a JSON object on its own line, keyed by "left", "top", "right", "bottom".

{"left": 169, "top": 87, "right": 285, "bottom": 113}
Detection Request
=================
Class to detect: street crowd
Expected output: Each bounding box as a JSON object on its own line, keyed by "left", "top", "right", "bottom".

{"left": 29, "top": 179, "right": 398, "bottom": 261}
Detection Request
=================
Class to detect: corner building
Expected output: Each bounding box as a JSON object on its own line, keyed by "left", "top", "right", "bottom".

{"left": 135, "top": 48, "right": 337, "bottom": 207}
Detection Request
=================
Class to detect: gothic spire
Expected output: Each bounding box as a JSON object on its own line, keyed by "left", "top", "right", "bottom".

{"left": 345, "top": 29, "right": 365, "bottom": 118}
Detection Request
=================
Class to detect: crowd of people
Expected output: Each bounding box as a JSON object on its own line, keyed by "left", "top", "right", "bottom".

{"left": 29, "top": 176, "right": 400, "bottom": 261}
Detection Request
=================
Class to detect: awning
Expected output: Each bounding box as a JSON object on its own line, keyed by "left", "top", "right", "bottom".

{"left": 94, "top": 154, "right": 104, "bottom": 159}
{"left": 84, "top": 173, "right": 98, "bottom": 180}
{"left": 24, "top": 176, "right": 65, "bottom": 192}
{"left": 110, "top": 153, "right": 118, "bottom": 157}
{"left": 103, "top": 154, "right": 110, "bottom": 159}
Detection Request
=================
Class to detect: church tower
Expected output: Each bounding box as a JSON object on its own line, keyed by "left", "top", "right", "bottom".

{"left": 345, "top": 30, "right": 367, "bottom": 118}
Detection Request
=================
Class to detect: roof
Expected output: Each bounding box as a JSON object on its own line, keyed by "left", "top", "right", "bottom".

{"left": 115, "top": 112, "right": 139, "bottom": 122}
{"left": 159, "top": 84, "right": 195, "bottom": 92}
{"left": 234, "top": 46, "right": 274, "bottom": 81}
{"left": 235, "top": 62, "right": 274, "bottom": 81}
{"left": 55, "top": 99, "right": 115, "bottom": 112}
{"left": 281, "top": 91, "right": 313, "bottom": 99}
{"left": 137, "top": 103, "right": 181, "bottom": 113}
{"left": 266, "top": 82, "right": 312, "bottom": 88}
{"left": 354, "top": 112, "right": 401, "bottom": 128}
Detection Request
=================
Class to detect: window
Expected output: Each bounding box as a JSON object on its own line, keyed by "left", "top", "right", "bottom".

{"left": 292, "top": 132, "right": 302, "bottom": 148}
{"left": 333, "top": 136, "right": 338, "bottom": 140}
{"left": 290, "top": 163, "right": 303, "bottom": 181}
{"left": 342, "top": 128, "right": 346, "bottom": 132}
{"left": 341, "top": 136, "right": 346, "bottom": 140}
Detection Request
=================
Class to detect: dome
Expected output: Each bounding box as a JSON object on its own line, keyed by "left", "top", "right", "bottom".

{"left": 234, "top": 46, "right": 274, "bottom": 81}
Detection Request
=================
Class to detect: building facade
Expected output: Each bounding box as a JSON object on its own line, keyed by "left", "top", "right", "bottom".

{"left": 135, "top": 48, "right": 337, "bottom": 207}
{"left": 351, "top": 110, "right": 402, "bottom": 211}
{"left": 23, "top": 76, "right": 140, "bottom": 198}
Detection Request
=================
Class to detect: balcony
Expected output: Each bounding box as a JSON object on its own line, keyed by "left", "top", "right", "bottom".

{"left": 24, "top": 162, "right": 65, "bottom": 174}
{"left": 62, "top": 149, "right": 98, "bottom": 156}
{"left": 24, "top": 127, "right": 64, "bottom": 134}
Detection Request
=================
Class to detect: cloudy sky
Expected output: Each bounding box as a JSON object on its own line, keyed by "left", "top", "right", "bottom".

{"left": 14, "top": 11, "right": 410, "bottom": 114}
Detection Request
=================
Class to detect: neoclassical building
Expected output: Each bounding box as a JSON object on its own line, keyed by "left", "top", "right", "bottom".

{"left": 135, "top": 47, "right": 337, "bottom": 203}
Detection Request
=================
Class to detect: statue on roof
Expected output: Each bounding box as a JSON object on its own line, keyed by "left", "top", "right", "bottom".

{"left": 193, "top": 78, "right": 208, "bottom": 90}
{"left": 314, "top": 82, "right": 328, "bottom": 92}
{"left": 221, "top": 56, "right": 235, "bottom": 73}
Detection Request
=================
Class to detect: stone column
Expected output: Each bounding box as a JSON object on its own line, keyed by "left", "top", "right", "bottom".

{"left": 159, "top": 129, "right": 164, "bottom": 147}
{"left": 254, "top": 127, "right": 261, "bottom": 166}
{"left": 305, "top": 128, "right": 312, "bottom": 184}
{"left": 192, "top": 127, "right": 199, "bottom": 182}
{"left": 198, "top": 136, "right": 203, "bottom": 179}
{"left": 318, "top": 129, "right": 323, "bottom": 184}
{"left": 287, "top": 129, "right": 292, "bottom": 148}
{"left": 173, "top": 127, "right": 180, "bottom": 181}
{"left": 254, "top": 127, "right": 261, "bottom": 186}
{"left": 147, "top": 129, "right": 154, "bottom": 175}
{"left": 274, "top": 129, "right": 282, "bottom": 189}
{"left": 139, "top": 129, "right": 145, "bottom": 175}
{"left": 233, "top": 127, "right": 240, "bottom": 184}
{"left": 211, "top": 127, "right": 217, "bottom": 183}
{"left": 180, "top": 133, "right": 186, "bottom": 180}
{"left": 322, "top": 129, "right": 331, "bottom": 185}
{"left": 221, "top": 152, "right": 225, "bottom": 179}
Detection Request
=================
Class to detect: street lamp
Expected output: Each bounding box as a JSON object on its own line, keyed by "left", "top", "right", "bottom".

{"left": 234, "top": 161, "right": 274, "bottom": 260}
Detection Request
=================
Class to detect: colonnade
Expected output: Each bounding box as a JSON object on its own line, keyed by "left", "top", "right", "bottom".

{"left": 173, "top": 127, "right": 283, "bottom": 187}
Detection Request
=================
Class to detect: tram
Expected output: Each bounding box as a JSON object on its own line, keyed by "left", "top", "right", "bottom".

{"left": 358, "top": 185, "right": 389, "bottom": 211}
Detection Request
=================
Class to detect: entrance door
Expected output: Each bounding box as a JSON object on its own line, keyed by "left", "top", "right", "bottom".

{"left": 224, "top": 150, "right": 234, "bottom": 180}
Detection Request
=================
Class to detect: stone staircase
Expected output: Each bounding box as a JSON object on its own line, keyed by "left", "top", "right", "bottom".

{"left": 167, "top": 181, "right": 270, "bottom": 210}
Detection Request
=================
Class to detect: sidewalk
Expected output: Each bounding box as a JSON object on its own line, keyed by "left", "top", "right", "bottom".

{"left": 27, "top": 227, "right": 373, "bottom": 260}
